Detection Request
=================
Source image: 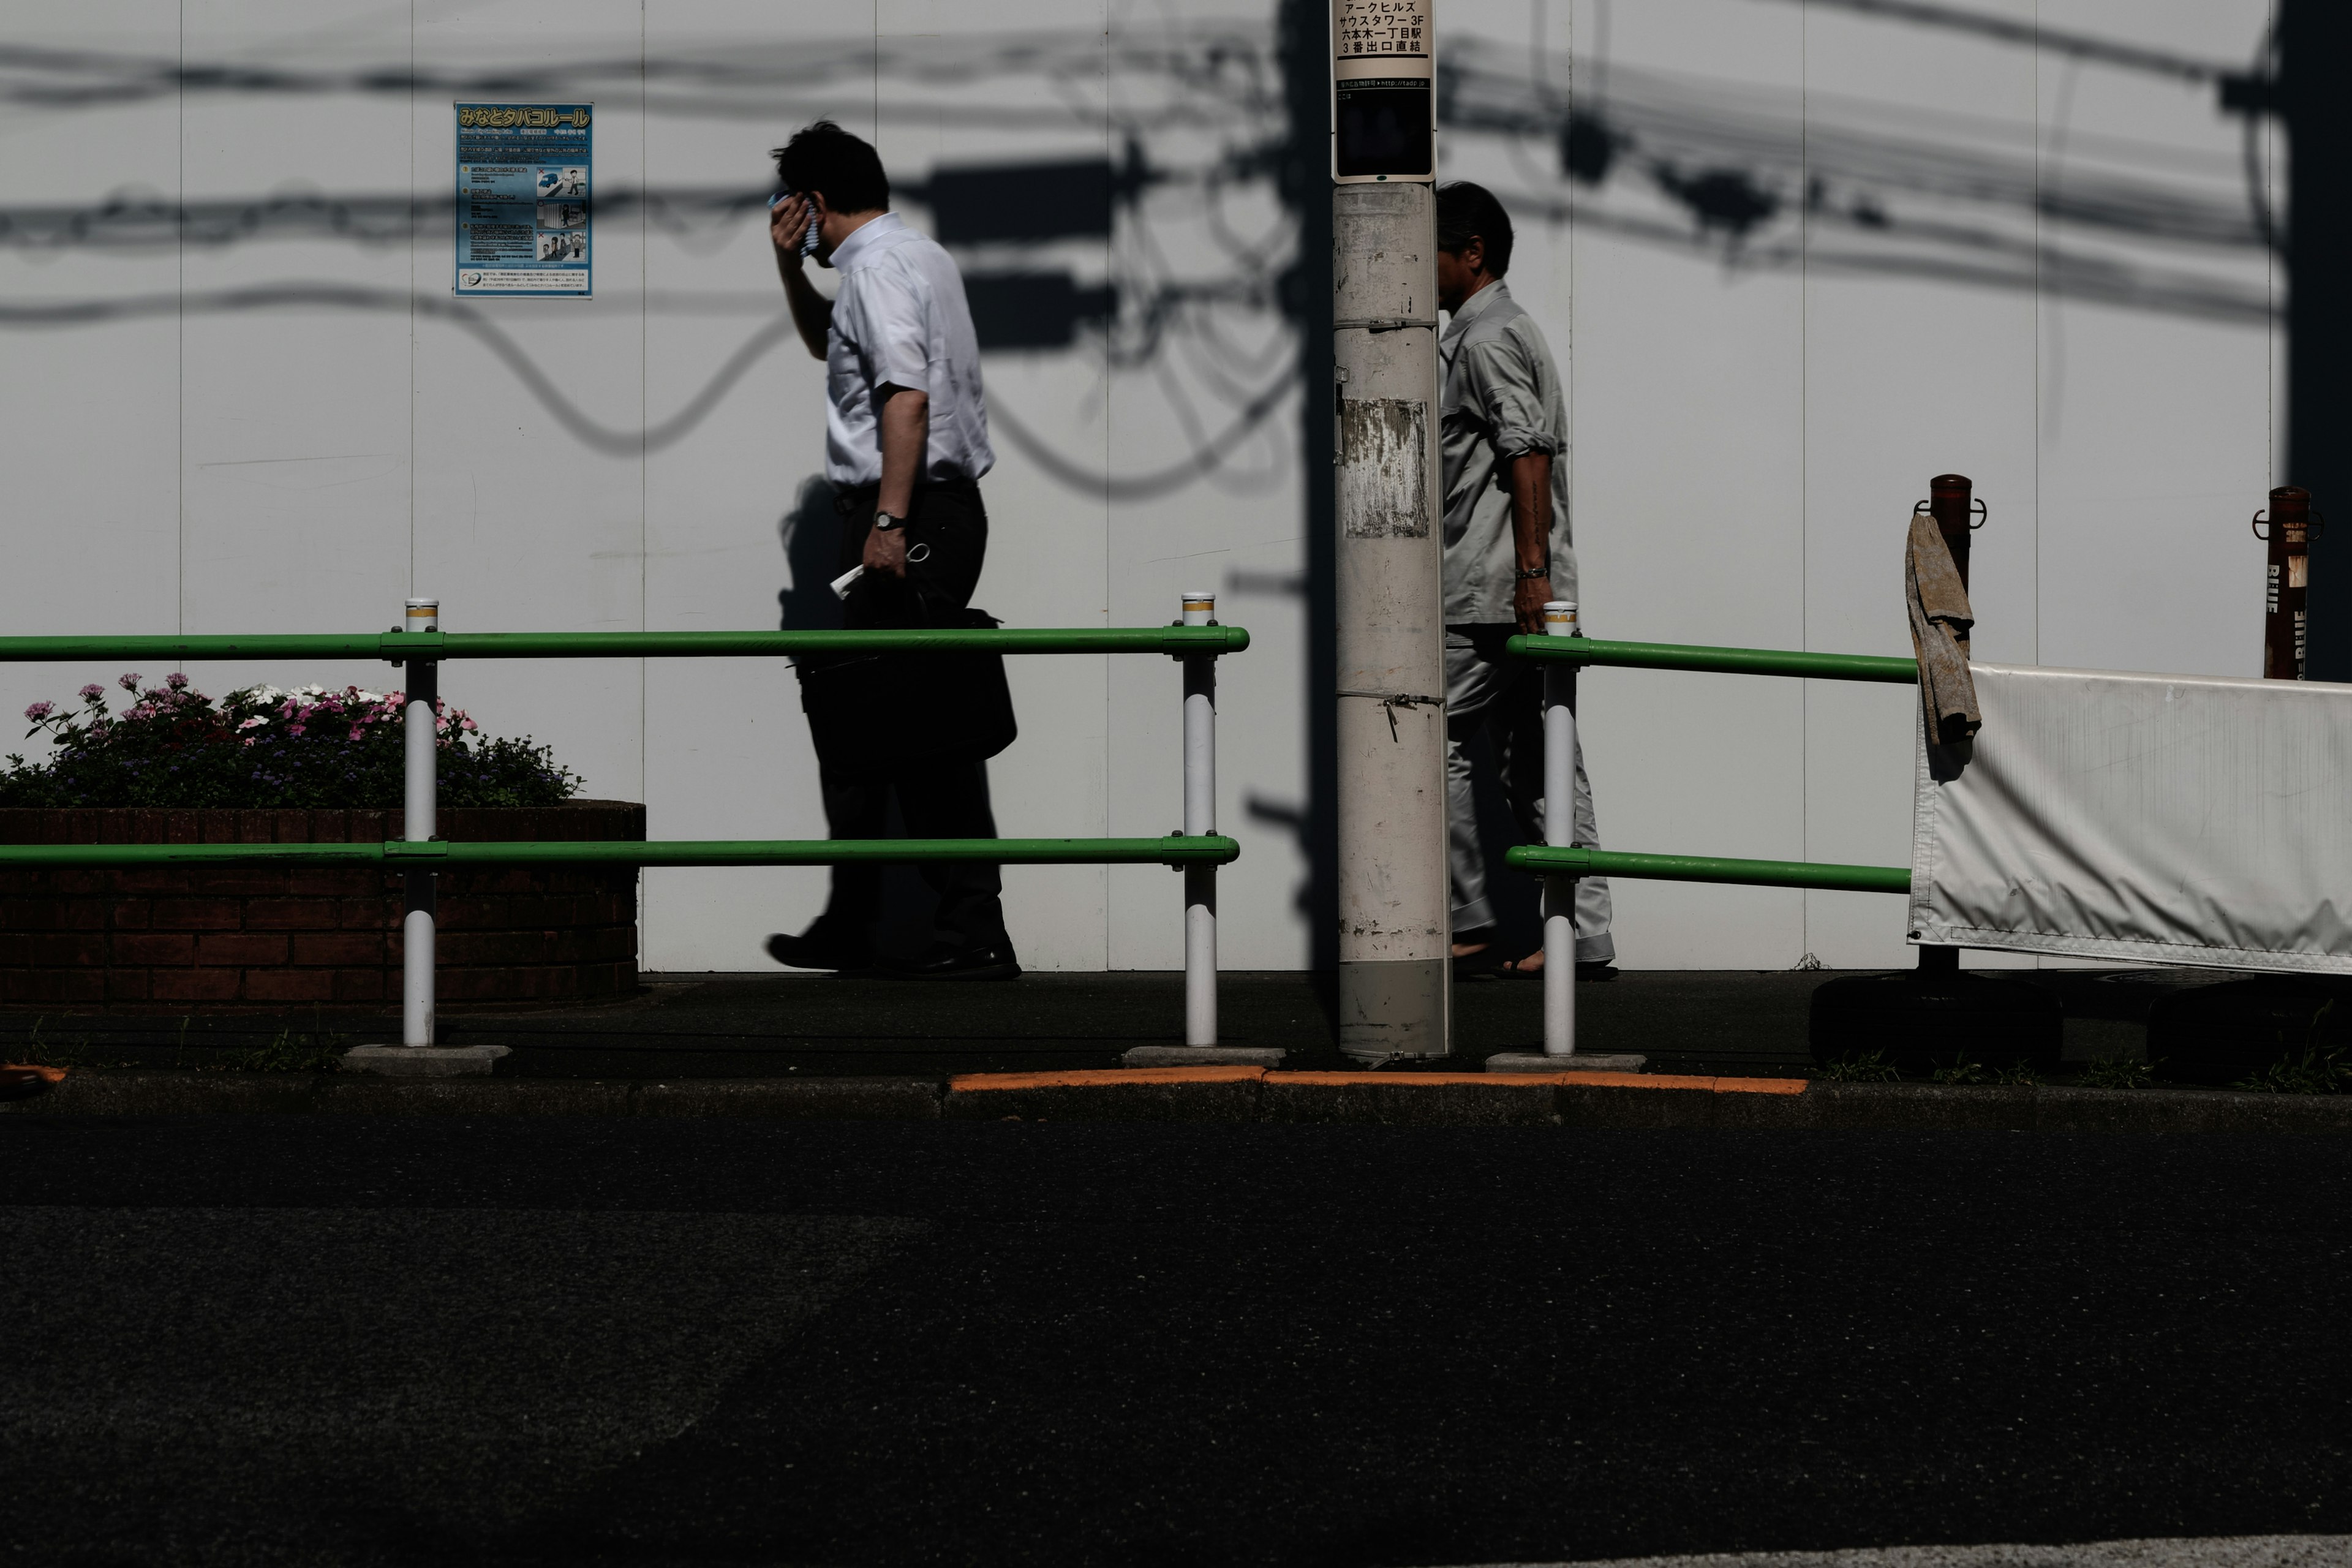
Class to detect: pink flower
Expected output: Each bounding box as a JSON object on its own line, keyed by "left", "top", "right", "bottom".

{"left": 78, "top": 684, "right": 104, "bottom": 700}
{"left": 287, "top": 723, "right": 306, "bottom": 736}
{"left": 165, "top": 672, "right": 189, "bottom": 690}
{"left": 349, "top": 727, "right": 364, "bottom": 741}
{"left": 23, "top": 701, "right": 53, "bottom": 721}
{"left": 238, "top": 716, "right": 266, "bottom": 730}
{"left": 117, "top": 673, "right": 141, "bottom": 691}
{"left": 461, "top": 718, "right": 477, "bottom": 731}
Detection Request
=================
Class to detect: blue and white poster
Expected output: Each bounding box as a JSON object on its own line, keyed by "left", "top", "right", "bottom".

{"left": 454, "top": 103, "right": 592, "bottom": 296}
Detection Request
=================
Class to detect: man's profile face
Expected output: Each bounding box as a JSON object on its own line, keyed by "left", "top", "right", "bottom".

{"left": 1435, "top": 238, "right": 1487, "bottom": 314}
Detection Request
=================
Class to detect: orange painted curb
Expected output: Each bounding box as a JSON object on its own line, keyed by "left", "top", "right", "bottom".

{"left": 951, "top": 1066, "right": 1266, "bottom": 1091}
{"left": 1709, "top": 1076, "right": 1807, "bottom": 1096}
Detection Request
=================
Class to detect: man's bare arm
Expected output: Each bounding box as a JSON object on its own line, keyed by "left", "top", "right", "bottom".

{"left": 1507, "top": 450, "right": 1553, "bottom": 635}
{"left": 864, "top": 385, "right": 930, "bottom": 578}
{"left": 769, "top": 193, "right": 831, "bottom": 360}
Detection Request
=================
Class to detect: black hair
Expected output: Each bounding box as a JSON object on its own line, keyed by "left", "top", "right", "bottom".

{"left": 1436, "top": 181, "right": 1514, "bottom": 276}
{"left": 770, "top": 119, "right": 891, "bottom": 214}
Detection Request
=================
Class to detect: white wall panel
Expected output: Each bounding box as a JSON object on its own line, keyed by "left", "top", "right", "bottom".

{"left": 0, "top": 0, "right": 2285, "bottom": 978}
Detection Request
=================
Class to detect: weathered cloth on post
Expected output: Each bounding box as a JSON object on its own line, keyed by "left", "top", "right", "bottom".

{"left": 1910, "top": 663, "right": 2352, "bottom": 974}
{"left": 1905, "top": 514, "right": 1979, "bottom": 745}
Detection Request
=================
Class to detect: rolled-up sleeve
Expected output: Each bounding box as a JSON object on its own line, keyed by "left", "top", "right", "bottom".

{"left": 1458, "top": 331, "right": 1559, "bottom": 459}
{"left": 840, "top": 266, "right": 934, "bottom": 394}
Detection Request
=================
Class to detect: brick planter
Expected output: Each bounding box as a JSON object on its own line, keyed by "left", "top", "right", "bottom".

{"left": 0, "top": 801, "right": 643, "bottom": 1011}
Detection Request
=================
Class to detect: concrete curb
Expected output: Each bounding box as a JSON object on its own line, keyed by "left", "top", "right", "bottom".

{"left": 4, "top": 1066, "right": 2350, "bottom": 1133}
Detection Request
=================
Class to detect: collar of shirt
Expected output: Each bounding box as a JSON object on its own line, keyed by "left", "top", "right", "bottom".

{"left": 1441, "top": 277, "right": 1510, "bottom": 369}
{"left": 827, "top": 211, "right": 906, "bottom": 273}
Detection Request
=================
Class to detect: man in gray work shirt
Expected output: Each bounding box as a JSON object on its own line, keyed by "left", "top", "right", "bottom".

{"left": 1435, "top": 182, "right": 1614, "bottom": 978}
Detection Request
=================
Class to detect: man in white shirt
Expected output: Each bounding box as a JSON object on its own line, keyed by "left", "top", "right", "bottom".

{"left": 762, "top": 121, "right": 1017, "bottom": 981}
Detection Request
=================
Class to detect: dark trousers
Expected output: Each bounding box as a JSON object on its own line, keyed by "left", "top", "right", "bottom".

{"left": 817, "top": 480, "right": 1010, "bottom": 954}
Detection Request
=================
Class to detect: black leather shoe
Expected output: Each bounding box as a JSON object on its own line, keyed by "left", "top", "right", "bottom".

{"left": 764, "top": 921, "right": 875, "bottom": 973}
{"left": 888, "top": 941, "right": 1023, "bottom": 982}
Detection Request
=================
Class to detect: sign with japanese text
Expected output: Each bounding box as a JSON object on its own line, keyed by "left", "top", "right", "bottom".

{"left": 1332, "top": 1, "right": 1433, "bottom": 183}
{"left": 454, "top": 102, "right": 592, "bottom": 296}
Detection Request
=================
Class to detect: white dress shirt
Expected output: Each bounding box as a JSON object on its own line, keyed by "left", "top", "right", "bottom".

{"left": 823, "top": 213, "right": 995, "bottom": 489}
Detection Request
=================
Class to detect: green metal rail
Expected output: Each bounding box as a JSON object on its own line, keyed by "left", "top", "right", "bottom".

{"left": 0, "top": 835, "right": 1240, "bottom": 869}
{"left": 1507, "top": 633, "right": 1918, "bottom": 684}
{"left": 0, "top": 625, "right": 1250, "bottom": 663}
{"left": 1504, "top": 635, "right": 1918, "bottom": 897}
{"left": 1507, "top": 845, "right": 1910, "bottom": 895}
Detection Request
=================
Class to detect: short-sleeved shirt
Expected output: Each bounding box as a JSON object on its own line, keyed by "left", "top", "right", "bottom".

{"left": 1438, "top": 279, "right": 1575, "bottom": 624}
{"left": 823, "top": 213, "right": 995, "bottom": 488}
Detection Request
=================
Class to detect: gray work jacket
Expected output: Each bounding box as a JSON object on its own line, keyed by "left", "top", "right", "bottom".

{"left": 1438, "top": 280, "right": 1575, "bottom": 624}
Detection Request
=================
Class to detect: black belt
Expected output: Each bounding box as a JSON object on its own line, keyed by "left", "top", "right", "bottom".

{"left": 833, "top": 478, "right": 982, "bottom": 515}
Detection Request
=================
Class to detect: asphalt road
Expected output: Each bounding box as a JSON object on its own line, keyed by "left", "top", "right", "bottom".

{"left": 5, "top": 1118, "right": 2350, "bottom": 1567}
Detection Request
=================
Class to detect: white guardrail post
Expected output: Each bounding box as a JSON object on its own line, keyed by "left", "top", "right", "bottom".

{"left": 1542, "top": 600, "right": 1577, "bottom": 1057}
{"left": 402, "top": 597, "right": 439, "bottom": 1046}
{"left": 1182, "top": 590, "right": 1218, "bottom": 1045}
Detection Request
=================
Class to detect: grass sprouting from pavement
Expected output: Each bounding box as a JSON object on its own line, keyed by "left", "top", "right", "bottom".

{"left": 1819, "top": 1050, "right": 1900, "bottom": 1082}
{"left": 2235, "top": 1042, "right": 2352, "bottom": 1095}
{"left": 2076, "top": 1057, "right": 2157, "bottom": 1090}
{"left": 233, "top": 1029, "right": 351, "bottom": 1074}
{"left": 5, "top": 1014, "right": 349, "bottom": 1073}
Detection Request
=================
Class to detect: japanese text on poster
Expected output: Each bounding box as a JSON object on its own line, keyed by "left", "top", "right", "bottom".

{"left": 454, "top": 102, "right": 592, "bottom": 296}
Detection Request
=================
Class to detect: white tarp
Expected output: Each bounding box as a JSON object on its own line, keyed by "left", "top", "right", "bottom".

{"left": 1909, "top": 662, "right": 2352, "bottom": 974}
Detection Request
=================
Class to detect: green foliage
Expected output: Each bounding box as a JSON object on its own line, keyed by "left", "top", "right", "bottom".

{"left": 0, "top": 674, "right": 579, "bottom": 810}
{"left": 1989, "top": 1061, "right": 2043, "bottom": 1086}
{"left": 233, "top": 1029, "right": 351, "bottom": 1074}
{"left": 2234, "top": 1044, "right": 2352, "bottom": 1096}
{"left": 1819, "top": 1049, "right": 1900, "bottom": 1082}
{"left": 2076, "top": 1057, "right": 2157, "bottom": 1090}
{"left": 8, "top": 1015, "right": 349, "bottom": 1074}
{"left": 1930, "top": 1055, "right": 1988, "bottom": 1084}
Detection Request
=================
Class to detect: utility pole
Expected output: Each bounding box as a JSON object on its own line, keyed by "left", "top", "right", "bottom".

{"left": 1331, "top": 0, "right": 1449, "bottom": 1061}
{"left": 2276, "top": 2, "right": 2351, "bottom": 680}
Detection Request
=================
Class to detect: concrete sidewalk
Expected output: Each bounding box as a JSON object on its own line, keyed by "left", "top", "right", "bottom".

{"left": 0, "top": 965, "right": 2213, "bottom": 1079}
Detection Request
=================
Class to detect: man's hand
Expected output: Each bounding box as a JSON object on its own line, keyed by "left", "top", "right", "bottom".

{"left": 771, "top": 193, "right": 831, "bottom": 359}
{"left": 1505, "top": 449, "right": 1555, "bottom": 635}
{"left": 1513, "top": 573, "right": 1551, "bottom": 635}
{"left": 769, "top": 192, "right": 813, "bottom": 262}
{"left": 863, "top": 524, "right": 910, "bottom": 578}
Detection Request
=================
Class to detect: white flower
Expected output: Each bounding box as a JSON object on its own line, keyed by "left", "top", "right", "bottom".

{"left": 238, "top": 715, "right": 268, "bottom": 729}
{"left": 353, "top": 690, "right": 383, "bottom": 704}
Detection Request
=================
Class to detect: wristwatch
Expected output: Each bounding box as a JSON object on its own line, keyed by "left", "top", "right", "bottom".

{"left": 873, "top": 511, "right": 906, "bottom": 533}
{"left": 1513, "top": 562, "right": 1550, "bottom": 581}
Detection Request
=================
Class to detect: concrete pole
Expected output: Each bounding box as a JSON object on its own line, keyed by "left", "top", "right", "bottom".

{"left": 402, "top": 597, "right": 439, "bottom": 1047}
{"left": 1332, "top": 0, "right": 1447, "bottom": 1061}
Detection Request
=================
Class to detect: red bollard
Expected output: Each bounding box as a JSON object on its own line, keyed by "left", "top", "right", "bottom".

{"left": 2253, "top": 486, "right": 2322, "bottom": 680}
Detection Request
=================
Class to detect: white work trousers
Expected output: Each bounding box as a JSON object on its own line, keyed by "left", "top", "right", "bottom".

{"left": 1444, "top": 625, "right": 1615, "bottom": 962}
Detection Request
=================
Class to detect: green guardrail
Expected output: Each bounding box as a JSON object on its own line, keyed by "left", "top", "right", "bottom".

{"left": 0, "top": 835, "right": 1240, "bottom": 869}
{"left": 0, "top": 626, "right": 1251, "bottom": 663}
{"left": 1507, "top": 634, "right": 1918, "bottom": 684}
{"left": 1507, "top": 845, "right": 1910, "bottom": 895}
